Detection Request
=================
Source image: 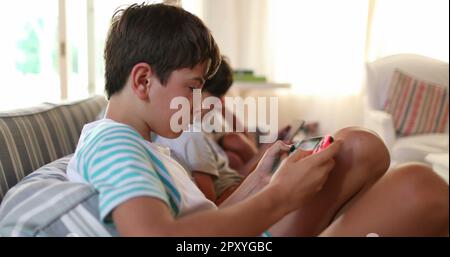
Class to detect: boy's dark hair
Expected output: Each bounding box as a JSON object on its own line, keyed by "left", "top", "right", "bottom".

{"left": 104, "top": 3, "right": 221, "bottom": 99}
{"left": 202, "top": 56, "right": 233, "bottom": 97}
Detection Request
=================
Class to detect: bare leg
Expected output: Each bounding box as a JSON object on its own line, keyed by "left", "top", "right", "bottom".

{"left": 320, "top": 163, "right": 449, "bottom": 236}
{"left": 270, "top": 126, "right": 391, "bottom": 236}
{"left": 269, "top": 126, "right": 448, "bottom": 236}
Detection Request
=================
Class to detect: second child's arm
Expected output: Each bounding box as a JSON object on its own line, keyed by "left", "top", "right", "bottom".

{"left": 192, "top": 171, "right": 217, "bottom": 202}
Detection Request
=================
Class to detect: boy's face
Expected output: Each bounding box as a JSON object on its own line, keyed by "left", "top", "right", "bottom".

{"left": 200, "top": 92, "right": 224, "bottom": 119}
{"left": 147, "top": 62, "right": 207, "bottom": 138}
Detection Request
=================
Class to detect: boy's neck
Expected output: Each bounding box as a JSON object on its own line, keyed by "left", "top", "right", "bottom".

{"left": 104, "top": 97, "right": 152, "bottom": 142}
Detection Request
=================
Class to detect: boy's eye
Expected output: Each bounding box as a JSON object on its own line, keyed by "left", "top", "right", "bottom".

{"left": 188, "top": 85, "right": 200, "bottom": 91}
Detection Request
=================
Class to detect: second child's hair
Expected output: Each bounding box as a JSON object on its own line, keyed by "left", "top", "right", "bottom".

{"left": 202, "top": 56, "right": 233, "bottom": 97}
{"left": 104, "top": 3, "right": 221, "bottom": 99}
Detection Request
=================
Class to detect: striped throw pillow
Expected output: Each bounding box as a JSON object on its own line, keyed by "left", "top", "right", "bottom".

{"left": 384, "top": 69, "right": 449, "bottom": 136}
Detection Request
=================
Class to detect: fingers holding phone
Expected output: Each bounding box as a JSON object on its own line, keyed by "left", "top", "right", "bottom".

{"left": 277, "top": 125, "right": 292, "bottom": 142}
{"left": 254, "top": 140, "right": 292, "bottom": 175}
{"left": 281, "top": 120, "right": 305, "bottom": 143}
{"left": 311, "top": 139, "right": 342, "bottom": 165}
{"left": 269, "top": 138, "right": 342, "bottom": 210}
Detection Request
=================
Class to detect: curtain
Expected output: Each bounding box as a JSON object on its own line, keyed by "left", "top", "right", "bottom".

{"left": 187, "top": 0, "right": 369, "bottom": 134}
{"left": 182, "top": 0, "right": 448, "bottom": 134}
{"left": 264, "top": 0, "right": 369, "bottom": 134}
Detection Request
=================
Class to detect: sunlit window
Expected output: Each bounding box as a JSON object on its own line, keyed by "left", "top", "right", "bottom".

{"left": 66, "top": 0, "right": 89, "bottom": 100}
{"left": 0, "top": 1, "right": 59, "bottom": 110}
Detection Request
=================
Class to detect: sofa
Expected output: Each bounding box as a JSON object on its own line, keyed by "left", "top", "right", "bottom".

{"left": 0, "top": 95, "right": 119, "bottom": 236}
{"left": 363, "top": 54, "right": 449, "bottom": 169}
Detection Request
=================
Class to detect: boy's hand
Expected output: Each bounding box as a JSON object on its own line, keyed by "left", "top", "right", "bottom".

{"left": 269, "top": 140, "right": 342, "bottom": 212}
{"left": 253, "top": 140, "right": 292, "bottom": 178}
{"left": 277, "top": 125, "right": 292, "bottom": 142}
{"left": 258, "top": 125, "right": 292, "bottom": 151}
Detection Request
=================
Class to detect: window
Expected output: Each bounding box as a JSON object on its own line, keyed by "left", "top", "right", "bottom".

{"left": 66, "top": 0, "right": 89, "bottom": 100}
{"left": 0, "top": 1, "right": 59, "bottom": 110}
{"left": 0, "top": 0, "right": 164, "bottom": 111}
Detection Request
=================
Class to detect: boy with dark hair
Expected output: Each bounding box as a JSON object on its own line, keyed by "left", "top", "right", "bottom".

{"left": 104, "top": 3, "right": 221, "bottom": 99}
{"left": 155, "top": 57, "right": 281, "bottom": 204}
{"left": 67, "top": 3, "right": 448, "bottom": 236}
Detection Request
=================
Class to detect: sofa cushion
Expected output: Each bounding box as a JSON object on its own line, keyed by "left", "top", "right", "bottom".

{"left": 383, "top": 69, "right": 449, "bottom": 136}
{"left": 0, "top": 96, "right": 107, "bottom": 202}
{"left": 425, "top": 153, "right": 449, "bottom": 184}
{"left": 392, "top": 133, "right": 449, "bottom": 164}
{"left": 0, "top": 155, "right": 117, "bottom": 237}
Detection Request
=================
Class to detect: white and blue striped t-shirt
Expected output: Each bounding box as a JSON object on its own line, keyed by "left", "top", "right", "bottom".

{"left": 67, "top": 119, "right": 217, "bottom": 223}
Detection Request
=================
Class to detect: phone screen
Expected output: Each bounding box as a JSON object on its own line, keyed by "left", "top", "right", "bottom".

{"left": 294, "top": 137, "right": 323, "bottom": 151}
{"left": 272, "top": 135, "right": 333, "bottom": 173}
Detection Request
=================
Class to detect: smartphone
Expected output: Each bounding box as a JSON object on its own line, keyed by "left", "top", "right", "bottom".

{"left": 291, "top": 135, "right": 334, "bottom": 154}
{"left": 283, "top": 119, "right": 305, "bottom": 142}
{"left": 272, "top": 135, "right": 334, "bottom": 172}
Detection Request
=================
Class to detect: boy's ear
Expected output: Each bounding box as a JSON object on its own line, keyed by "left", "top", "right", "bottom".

{"left": 130, "top": 62, "right": 154, "bottom": 100}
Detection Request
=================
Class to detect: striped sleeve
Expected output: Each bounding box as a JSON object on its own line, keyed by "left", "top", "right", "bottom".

{"left": 80, "top": 126, "right": 171, "bottom": 222}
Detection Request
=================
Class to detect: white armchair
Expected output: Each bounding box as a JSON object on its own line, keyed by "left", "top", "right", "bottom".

{"left": 363, "top": 54, "right": 449, "bottom": 166}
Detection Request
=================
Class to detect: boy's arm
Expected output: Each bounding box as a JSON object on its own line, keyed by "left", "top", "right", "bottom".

{"left": 113, "top": 185, "right": 286, "bottom": 236}
{"left": 236, "top": 143, "right": 272, "bottom": 176}
{"left": 219, "top": 142, "right": 288, "bottom": 207}
{"left": 113, "top": 139, "right": 342, "bottom": 236}
{"left": 218, "top": 168, "right": 268, "bottom": 208}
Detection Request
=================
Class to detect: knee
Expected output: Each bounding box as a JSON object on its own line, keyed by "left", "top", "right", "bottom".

{"left": 389, "top": 163, "right": 449, "bottom": 227}
{"left": 334, "top": 126, "right": 391, "bottom": 176}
